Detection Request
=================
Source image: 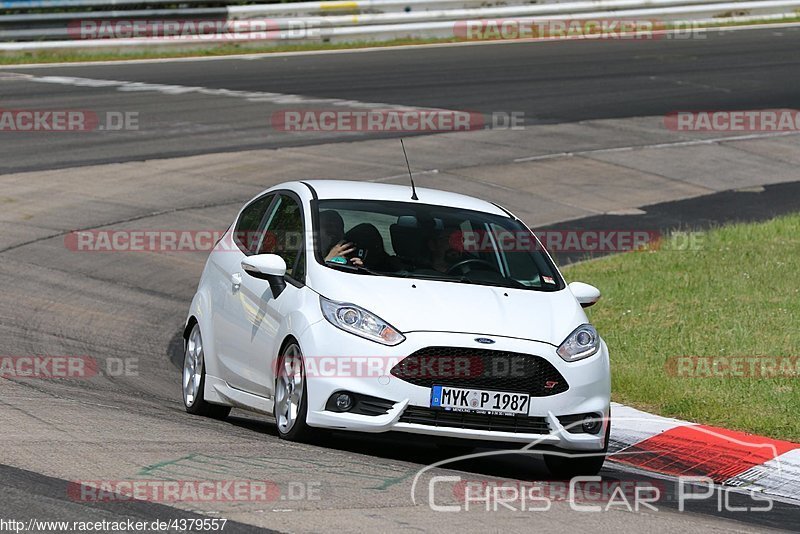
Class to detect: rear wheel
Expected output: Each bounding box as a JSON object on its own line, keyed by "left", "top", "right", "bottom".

{"left": 274, "top": 342, "right": 315, "bottom": 442}
{"left": 183, "top": 323, "right": 231, "bottom": 420}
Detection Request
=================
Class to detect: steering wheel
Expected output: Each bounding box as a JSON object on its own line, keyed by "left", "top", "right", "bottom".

{"left": 446, "top": 258, "right": 498, "bottom": 276}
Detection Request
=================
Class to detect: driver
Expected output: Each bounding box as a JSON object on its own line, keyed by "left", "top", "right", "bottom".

{"left": 426, "top": 227, "right": 464, "bottom": 273}
{"left": 319, "top": 210, "right": 363, "bottom": 266}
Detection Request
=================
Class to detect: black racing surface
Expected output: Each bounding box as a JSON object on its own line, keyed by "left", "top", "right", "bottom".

{"left": 2, "top": 25, "right": 800, "bottom": 172}
{"left": 10, "top": 28, "right": 800, "bottom": 119}
{"left": 0, "top": 464, "right": 273, "bottom": 534}
{"left": 5, "top": 426, "right": 799, "bottom": 533}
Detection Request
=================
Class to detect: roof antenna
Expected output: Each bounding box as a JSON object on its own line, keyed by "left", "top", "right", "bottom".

{"left": 400, "top": 139, "right": 419, "bottom": 201}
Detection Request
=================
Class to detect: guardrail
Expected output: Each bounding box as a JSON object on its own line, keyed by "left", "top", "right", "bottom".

{"left": 1, "top": 0, "right": 799, "bottom": 51}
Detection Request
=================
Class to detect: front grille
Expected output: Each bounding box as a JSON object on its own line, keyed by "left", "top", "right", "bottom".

{"left": 399, "top": 406, "right": 550, "bottom": 434}
{"left": 390, "top": 346, "right": 569, "bottom": 397}
{"left": 352, "top": 396, "right": 395, "bottom": 416}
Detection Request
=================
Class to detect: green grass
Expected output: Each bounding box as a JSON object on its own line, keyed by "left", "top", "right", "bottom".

{"left": 0, "top": 37, "right": 462, "bottom": 65}
{"left": 562, "top": 214, "right": 800, "bottom": 441}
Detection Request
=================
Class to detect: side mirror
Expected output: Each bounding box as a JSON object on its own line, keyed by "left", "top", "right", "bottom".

{"left": 241, "top": 254, "right": 287, "bottom": 298}
{"left": 568, "top": 281, "right": 601, "bottom": 308}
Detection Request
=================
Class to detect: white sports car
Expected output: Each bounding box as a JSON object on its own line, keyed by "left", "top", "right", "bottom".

{"left": 183, "top": 180, "right": 611, "bottom": 476}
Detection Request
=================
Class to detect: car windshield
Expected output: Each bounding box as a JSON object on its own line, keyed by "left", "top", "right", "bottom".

{"left": 314, "top": 199, "right": 563, "bottom": 291}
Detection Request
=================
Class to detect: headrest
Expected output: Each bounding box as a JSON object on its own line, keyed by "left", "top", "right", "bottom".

{"left": 390, "top": 223, "right": 424, "bottom": 260}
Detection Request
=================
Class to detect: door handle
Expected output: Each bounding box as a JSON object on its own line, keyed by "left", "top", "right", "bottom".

{"left": 231, "top": 272, "right": 242, "bottom": 291}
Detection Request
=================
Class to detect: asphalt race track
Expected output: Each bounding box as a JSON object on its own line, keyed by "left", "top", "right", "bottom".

{"left": 1, "top": 25, "right": 800, "bottom": 533}
{"left": 2, "top": 25, "right": 800, "bottom": 173}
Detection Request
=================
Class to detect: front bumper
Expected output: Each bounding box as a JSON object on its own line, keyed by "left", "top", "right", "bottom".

{"left": 297, "top": 321, "right": 611, "bottom": 451}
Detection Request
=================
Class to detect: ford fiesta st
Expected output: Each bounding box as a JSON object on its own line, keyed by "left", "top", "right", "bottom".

{"left": 182, "top": 180, "right": 611, "bottom": 476}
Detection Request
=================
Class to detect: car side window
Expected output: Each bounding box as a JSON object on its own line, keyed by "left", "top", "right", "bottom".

{"left": 234, "top": 194, "right": 275, "bottom": 255}
{"left": 257, "top": 195, "right": 304, "bottom": 280}
{"left": 292, "top": 250, "right": 306, "bottom": 284}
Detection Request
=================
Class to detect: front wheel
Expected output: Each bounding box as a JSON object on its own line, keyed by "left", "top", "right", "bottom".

{"left": 274, "top": 342, "right": 315, "bottom": 442}
{"left": 435, "top": 442, "right": 475, "bottom": 457}
{"left": 183, "top": 323, "right": 231, "bottom": 420}
{"left": 544, "top": 417, "right": 610, "bottom": 478}
{"left": 543, "top": 450, "right": 606, "bottom": 478}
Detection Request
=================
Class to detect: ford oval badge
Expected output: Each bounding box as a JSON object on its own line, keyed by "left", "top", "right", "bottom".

{"left": 475, "top": 337, "right": 495, "bottom": 345}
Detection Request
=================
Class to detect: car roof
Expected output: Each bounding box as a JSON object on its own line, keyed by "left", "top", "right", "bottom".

{"left": 298, "top": 180, "right": 509, "bottom": 217}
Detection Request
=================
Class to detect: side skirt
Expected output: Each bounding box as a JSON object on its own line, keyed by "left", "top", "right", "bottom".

{"left": 204, "top": 375, "right": 275, "bottom": 415}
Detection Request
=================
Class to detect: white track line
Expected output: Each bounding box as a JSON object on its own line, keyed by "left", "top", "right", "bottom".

{"left": 20, "top": 74, "right": 444, "bottom": 110}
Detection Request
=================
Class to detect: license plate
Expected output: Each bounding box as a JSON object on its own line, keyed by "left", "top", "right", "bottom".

{"left": 430, "top": 385, "right": 530, "bottom": 416}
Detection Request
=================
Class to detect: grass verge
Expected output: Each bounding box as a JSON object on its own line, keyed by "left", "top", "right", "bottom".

{"left": 0, "top": 37, "right": 461, "bottom": 65}
{"left": 562, "top": 214, "right": 800, "bottom": 441}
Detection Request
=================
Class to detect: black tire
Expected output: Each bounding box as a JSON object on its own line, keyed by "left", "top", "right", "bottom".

{"left": 543, "top": 417, "right": 611, "bottom": 478}
{"left": 183, "top": 323, "right": 231, "bottom": 420}
{"left": 435, "top": 442, "right": 475, "bottom": 457}
{"left": 274, "top": 342, "right": 315, "bottom": 442}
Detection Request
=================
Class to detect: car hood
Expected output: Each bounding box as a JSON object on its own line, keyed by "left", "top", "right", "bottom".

{"left": 309, "top": 271, "right": 588, "bottom": 346}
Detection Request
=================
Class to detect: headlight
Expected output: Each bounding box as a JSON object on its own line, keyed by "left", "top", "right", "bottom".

{"left": 556, "top": 324, "right": 600, "bottom": 362}
{"left": 320, "top": 296, "right": 405, "bottom": 346}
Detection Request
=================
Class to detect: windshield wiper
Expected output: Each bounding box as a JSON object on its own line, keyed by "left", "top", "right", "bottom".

{"left": 397, "top": 271, "right": 531, "bottom": 289}
{"left": 483, "top": 278, "right": 528, "bottom": 290}
{"left": 395, "top": 272, "right": 475, "bottom": 284}
{"left": 326, "top": 265, "right": 526, "bottom": 289}
{"left": 325, "top": 262, "right": 380, "bottom": 276}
